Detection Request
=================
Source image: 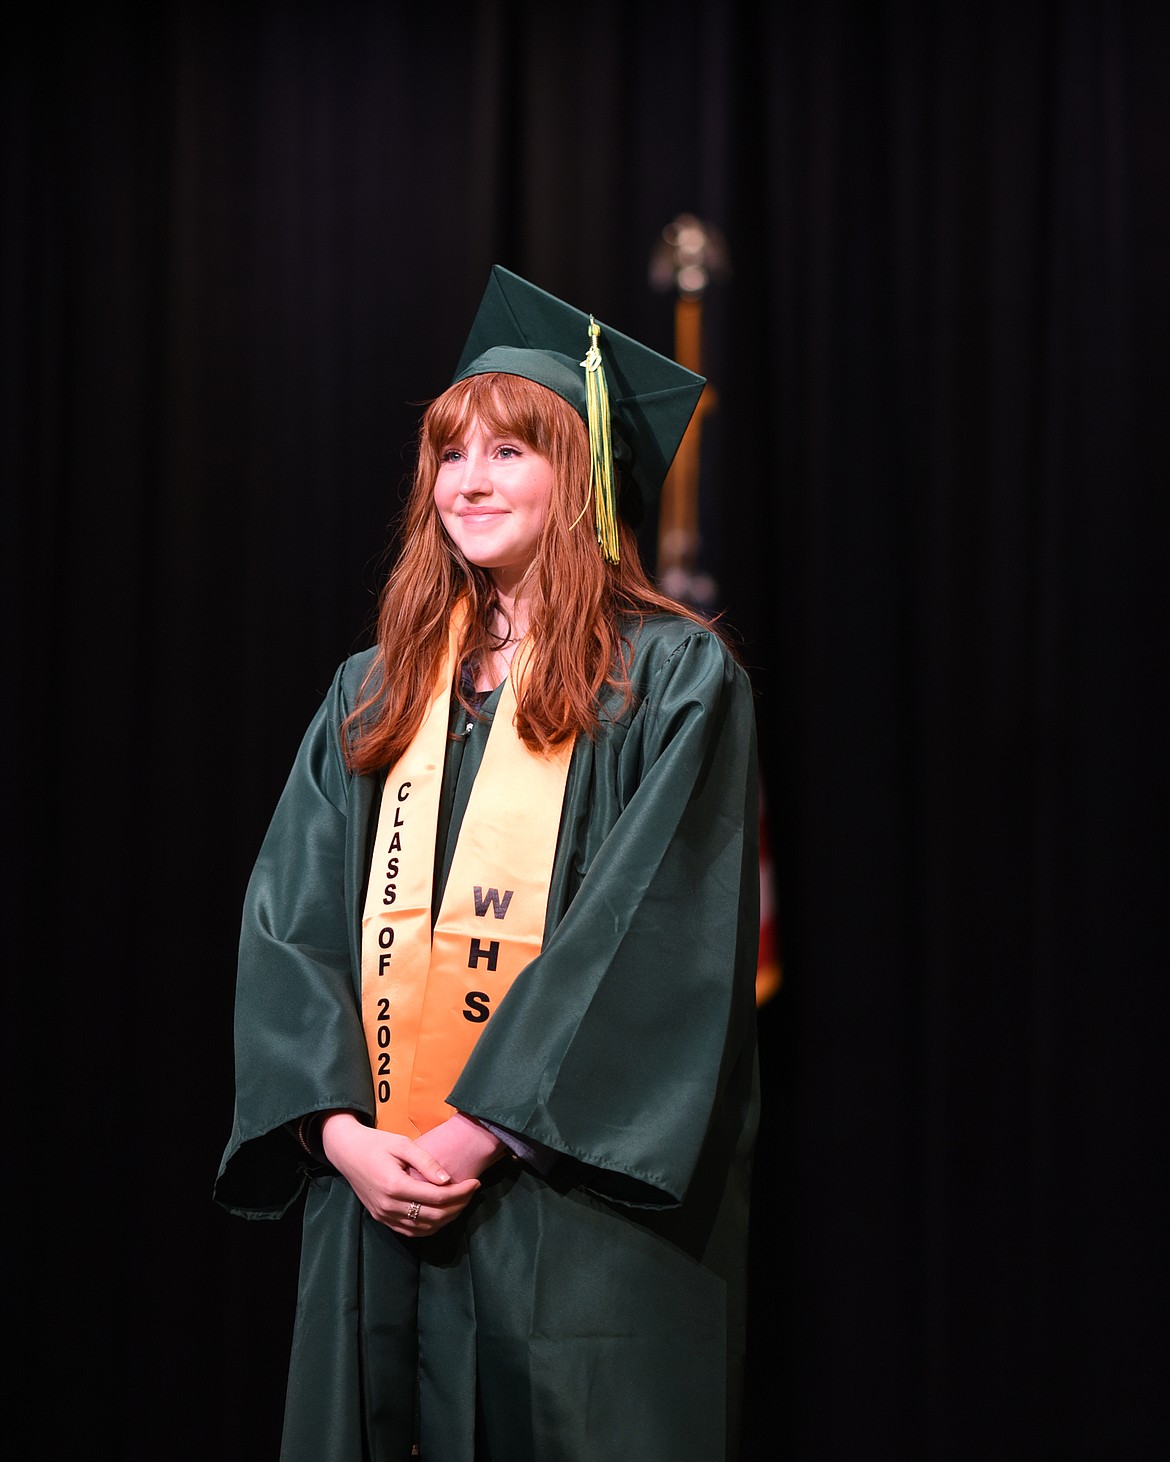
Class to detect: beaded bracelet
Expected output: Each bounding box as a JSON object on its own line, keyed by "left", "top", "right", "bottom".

{"left": 295, "top": 1112, "right": 324, "bottom": 1158}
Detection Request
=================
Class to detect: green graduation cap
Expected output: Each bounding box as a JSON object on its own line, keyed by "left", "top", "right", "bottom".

{"left": 452, "top": 265, "right": 706, "bottom": 563}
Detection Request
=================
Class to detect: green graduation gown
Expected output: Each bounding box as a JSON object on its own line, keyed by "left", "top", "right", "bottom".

{"left": 215, "top": 614, "right": 761, "bottom": 1461}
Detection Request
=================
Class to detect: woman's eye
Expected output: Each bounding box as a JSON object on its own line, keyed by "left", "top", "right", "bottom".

{"left": 496, "top": 445, "right": 521, "bottom": 459}
{"left": 439, "top": 448, "right": 463, "bottom": 464}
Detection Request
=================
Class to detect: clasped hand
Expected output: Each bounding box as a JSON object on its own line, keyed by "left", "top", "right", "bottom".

{"left": 321, "top": 1111, "right": 505, "bottom": 1236}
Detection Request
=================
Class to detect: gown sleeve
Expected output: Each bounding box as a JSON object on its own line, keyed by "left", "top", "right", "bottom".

{"left": 448, "top": 625, "right": 760, "bottom": 1210}
{"left": 213, "top": 659, "right": 377, "bottom": 1219}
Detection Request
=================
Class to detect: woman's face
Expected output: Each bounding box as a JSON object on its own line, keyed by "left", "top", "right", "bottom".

{"left": 433, "top": 416, "right": 555, "bottom": 597}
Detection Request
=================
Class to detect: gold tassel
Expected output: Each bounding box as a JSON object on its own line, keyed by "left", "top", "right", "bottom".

{"left": 580, "top": 316, "right": 620, "bottom": 564}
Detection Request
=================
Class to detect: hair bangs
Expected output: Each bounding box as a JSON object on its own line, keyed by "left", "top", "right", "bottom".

{"left": 423, "top": 372, "right": 570, "bottom": 460}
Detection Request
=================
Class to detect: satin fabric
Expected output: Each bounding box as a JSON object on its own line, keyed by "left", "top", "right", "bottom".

{"left": 215, "top": 615, "right": 761, "bottom": 1460}
{"left": 360, "top": 610, "right": 572, "bottom": 1139}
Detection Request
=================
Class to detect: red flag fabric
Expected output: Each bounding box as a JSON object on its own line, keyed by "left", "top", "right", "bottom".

{"left": 756, "top": 782, "right": 781, "bottom": 1006}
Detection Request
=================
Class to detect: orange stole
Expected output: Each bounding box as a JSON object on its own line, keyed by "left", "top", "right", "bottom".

{"left": 360, "top": 624, "right": 572, "bottom": 1138}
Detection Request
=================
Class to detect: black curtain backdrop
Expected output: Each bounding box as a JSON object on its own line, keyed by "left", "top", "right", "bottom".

{"left": 3, "top": 2, "right": 1167, "bottom": 1458}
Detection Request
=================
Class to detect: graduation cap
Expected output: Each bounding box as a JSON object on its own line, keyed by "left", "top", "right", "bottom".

{"left": 452, "top": 265, "right": 705, "bottom": 563}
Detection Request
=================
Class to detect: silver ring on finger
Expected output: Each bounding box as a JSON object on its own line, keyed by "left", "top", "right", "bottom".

{"left": 407, "top": 1200, "right": 421, "bottom": 1222}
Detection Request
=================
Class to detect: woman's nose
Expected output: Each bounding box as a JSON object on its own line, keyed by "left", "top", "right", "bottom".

{"left": 457, "top": 452, "right": 490, "bottom": 495}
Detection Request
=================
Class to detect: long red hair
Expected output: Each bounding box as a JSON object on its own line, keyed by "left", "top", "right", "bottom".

{"left": 343, "top": 372, "right": 714, "bottom": 773}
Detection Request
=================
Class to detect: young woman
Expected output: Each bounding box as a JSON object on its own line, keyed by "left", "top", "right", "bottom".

{"left": 216, "top": 267, "right": 761, "bottom": 1461}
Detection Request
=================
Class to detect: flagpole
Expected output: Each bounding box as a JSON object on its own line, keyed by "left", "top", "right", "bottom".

{"left": 649, "top": 217, "right": 781, "bottom": 1007}
{"left": 649, "top": 214, "right": 726, "bottom": 607}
